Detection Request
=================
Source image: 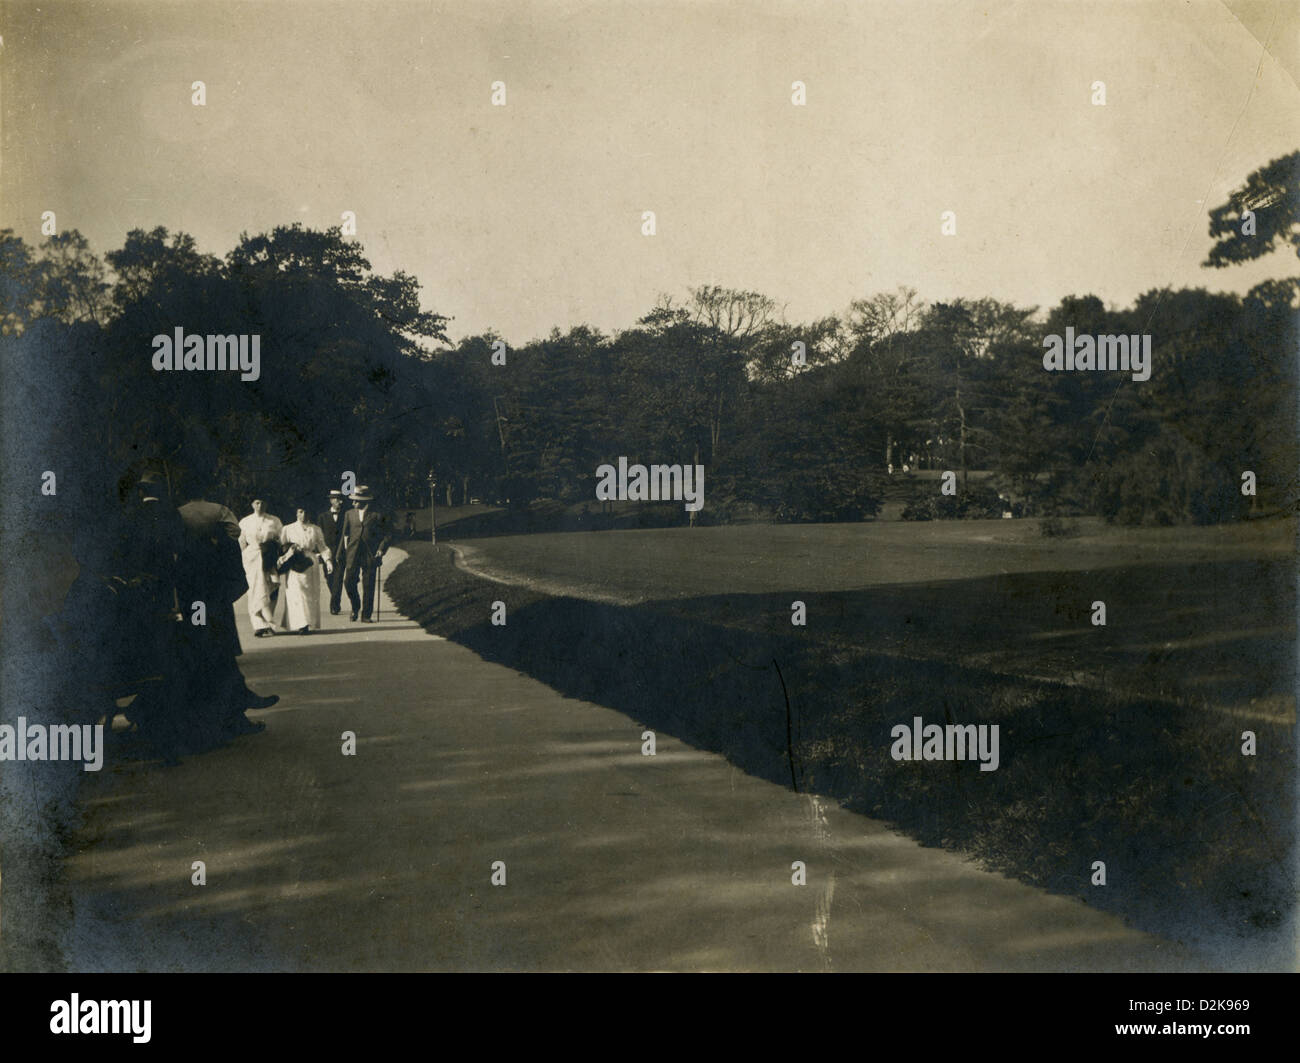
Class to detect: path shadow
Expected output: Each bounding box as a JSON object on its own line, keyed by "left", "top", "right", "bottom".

{"left": 386, "top": 548, "right": 1296, "bottom": 968}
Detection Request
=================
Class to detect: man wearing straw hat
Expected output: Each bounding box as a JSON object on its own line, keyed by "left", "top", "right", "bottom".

{"left": 340, "top": 485, "right": 391, "bottom": 623}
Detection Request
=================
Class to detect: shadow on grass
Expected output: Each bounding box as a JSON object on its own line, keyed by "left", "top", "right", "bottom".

{"left": 388, "top": 543, "right": 1296, "bottom": 966}
{"left": 668, "top": 558, "right": 1297, "bottom": 713}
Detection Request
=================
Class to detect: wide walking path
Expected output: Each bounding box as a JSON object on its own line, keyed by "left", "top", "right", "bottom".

{"left": 62, "top": 549, "right": 1201, "bottom": 971}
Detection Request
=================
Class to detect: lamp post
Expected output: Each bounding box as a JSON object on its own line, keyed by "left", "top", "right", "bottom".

{"left": 428, "top": 471, "right": 437, "bottom": 545}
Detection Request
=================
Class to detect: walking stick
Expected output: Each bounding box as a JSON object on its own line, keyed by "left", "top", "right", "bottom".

{"left": 376, "top": 558, "right": 382, "bottom": 622}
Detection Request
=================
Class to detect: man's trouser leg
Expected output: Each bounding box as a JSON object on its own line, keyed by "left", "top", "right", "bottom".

{"left": 361, "top": 561, "right": 377, "bottom": 620}
{"left": 344, "top": 557, "right": 363, "bottom": 616}
{"left": 203, "top": 608, "right": 250, "bottom": 727}
{"left": 329, "top": 549, "right": 346, "bottom": 612}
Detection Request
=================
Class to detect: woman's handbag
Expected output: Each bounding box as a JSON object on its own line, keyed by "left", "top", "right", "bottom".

{"left": 276, "top": 545, "right": 315, "bottom": 574}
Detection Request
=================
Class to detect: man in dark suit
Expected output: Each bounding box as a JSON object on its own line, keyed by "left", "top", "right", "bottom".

{"left": 317, "top": 489, "right": 349, "bottom": 615}
{"left": 341, "top": 485, "right": 391, "bottom": 622}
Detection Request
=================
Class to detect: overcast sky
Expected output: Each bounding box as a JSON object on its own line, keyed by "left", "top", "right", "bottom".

{"left": 2, "top": 0, "right": 1297, "bottom": 344}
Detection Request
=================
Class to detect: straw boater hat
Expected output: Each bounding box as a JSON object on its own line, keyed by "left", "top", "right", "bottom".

{"left": 328, "top": 489, "right": 345, "bottom": 500}
{"left": 350, "top": 485, "right": 374, "bottom": 503}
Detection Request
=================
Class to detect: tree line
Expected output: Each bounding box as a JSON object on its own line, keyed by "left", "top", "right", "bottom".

{"left": 3, "top": 152, "right": 1296, "bottom": 531}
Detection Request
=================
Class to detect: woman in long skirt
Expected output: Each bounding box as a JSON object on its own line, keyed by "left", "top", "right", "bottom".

{"left": 238, "top": 499, "right": 283, "bottom": 636}
{"left": 279, "top": 507, "right": 333, "bottom": 634}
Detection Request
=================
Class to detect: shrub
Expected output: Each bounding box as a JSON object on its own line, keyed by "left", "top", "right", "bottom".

{"left": 902, "top": 481, "right": 1006, "bottom": 520}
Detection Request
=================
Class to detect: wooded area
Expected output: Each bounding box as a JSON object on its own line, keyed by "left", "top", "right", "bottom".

{"left": 3, "top": 153, "right": 1296, "bottom": 529}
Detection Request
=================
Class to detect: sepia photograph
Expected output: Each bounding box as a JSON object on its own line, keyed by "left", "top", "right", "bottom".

{"left": 0, "top": 0, "right": 1296, "bottom": 1000}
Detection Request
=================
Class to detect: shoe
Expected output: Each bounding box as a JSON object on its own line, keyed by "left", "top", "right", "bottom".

{"left": 330, "top": 608, "right": 340, "bottom": 616}
{"left": 254, "top": 628, "right": 269, "bottom": 638}
{"left": 245, "top": 693, "right": 279, "bottom": 710}
{"left": 350, "top": 612, "right": 358, "bottom": 621}
{"left": 361, "top": 617, "right": 374, "bottom": 623}
{"left": 298, "top": 627, "right": 310, "bottom": 635}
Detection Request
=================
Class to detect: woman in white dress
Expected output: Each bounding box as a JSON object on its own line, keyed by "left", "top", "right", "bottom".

{"left": 279, "top": 507, "right": 333, "bottom": 634}
{"left": 238, "top": 499, "right": 284, "bottom": 636}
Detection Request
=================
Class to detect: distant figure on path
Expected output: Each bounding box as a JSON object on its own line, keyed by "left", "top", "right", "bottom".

{"left": 341, "top": 485, "right": 391, "bottom": 623}
{"left": 279, "top": 507, "right": 333, "bottom": 634}
{"left": 318, "top": 489, "right": 349, "bottom": 615}
{"left": 238, "top": 499, "right": 283, "bottom": 637}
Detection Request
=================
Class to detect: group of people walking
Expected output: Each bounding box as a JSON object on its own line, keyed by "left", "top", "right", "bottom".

{"left": 58, "top": 469, "right": 395, "bottom": 764}
{"left": 60, "top": 468, "right": 277, "bottom": 762}
{"left": 237, "top": 485, "right": 393, "bottom": 636}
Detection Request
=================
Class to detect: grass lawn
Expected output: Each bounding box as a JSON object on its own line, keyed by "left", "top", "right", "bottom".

{"left": 448, "top": 517, "right": 1296, "bottom": 717}
{"left": 447, "top": 516, "right": 1291, "bottom": 599}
